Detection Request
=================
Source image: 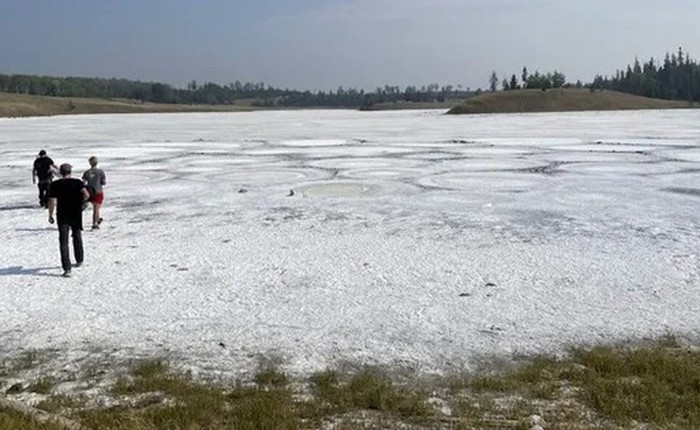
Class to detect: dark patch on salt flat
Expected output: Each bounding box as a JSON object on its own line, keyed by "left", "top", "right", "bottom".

{"left": 665, "top": 187, "right": 700, "bottom": 197}
{"left": 118, "top": 199, "right": 167, "bottom": 209}
{"left": 673, "top": 168, "right": 700, "bottom": 175}
{"left": 504, "top": 161, "right": 567, "bottom": 175}
{"left": 0, "top": 204, "right": 37, "bottom": 211}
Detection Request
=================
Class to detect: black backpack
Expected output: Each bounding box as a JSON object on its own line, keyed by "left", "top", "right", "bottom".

{"left": 35, "top": 157, "right": 54, "bottom": 180}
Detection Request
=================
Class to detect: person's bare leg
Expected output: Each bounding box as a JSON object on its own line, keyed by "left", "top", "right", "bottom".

{"left": 92, "top": 203, "right": 102, "bottom": 227}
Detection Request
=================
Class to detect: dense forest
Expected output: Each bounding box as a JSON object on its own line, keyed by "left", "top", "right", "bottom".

{"left": 500, "top": 48, "right": 700, "bottom": 103}
{"left": 592, "top": 48, "right": 700, "bottom": 102}
{"left": 489, "top": 48, "right": 700, "bottom": 102}
{"left": 0, "top": 73, "right": 471, "bottom": 109}
{"left": 2, "top": 48, "right": 699, "bottom": 107}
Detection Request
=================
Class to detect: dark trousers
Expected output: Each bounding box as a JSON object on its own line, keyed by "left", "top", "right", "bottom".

{"left": 58, "top": 224, "right": 83, "bottom": 271}
{"left": 38, "top": 181, "right": 51, "bottom": 207}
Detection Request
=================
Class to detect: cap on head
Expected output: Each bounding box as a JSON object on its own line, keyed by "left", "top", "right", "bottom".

{"left": 59, "top": 163, "right": 72, "bottom": 176}
{"left": 89, "top": 156, "right": 98, "bottom": 167}
{"left": 39, "top": 150, "right": 46, "bottom": 156}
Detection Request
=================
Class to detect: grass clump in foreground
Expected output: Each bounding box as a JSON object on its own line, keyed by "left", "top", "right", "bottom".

{"left": 570, "top": 340, "right": 700, "bottom": 427}
{"left": 0, "top": 407, "right": 65, "bottom": 430}
{"left": 309, "top": 366, "right": 433, "bottom": 420}
{"left": 3, "top": 337, "right": 700, "bottom": 429}
{"left": 85, "top": 359, "right": 298, "bottom": 429}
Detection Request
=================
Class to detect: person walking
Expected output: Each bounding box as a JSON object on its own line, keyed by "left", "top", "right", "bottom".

{"left": 32, "top": 150, "right": 57, "bottom": 208}
{"left": 82, "top": 156, "right": 107, "bottom": 229}
{"left": 48, "top": 163, "right": 90, "bottom": 277}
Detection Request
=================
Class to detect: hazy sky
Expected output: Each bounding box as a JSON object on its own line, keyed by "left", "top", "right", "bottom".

{"left": 2, "top": 0, "right": 699, "bottom": 91}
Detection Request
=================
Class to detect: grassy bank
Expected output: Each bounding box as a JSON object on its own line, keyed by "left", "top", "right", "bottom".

{"left": 2, "top": 336, "right": 700, "bottom": 429}
{"left": 448, "top": 88, "right": 698, "bottom": 114}
{"left": 0, "top": 91, "right": 255, "bottom": 118}
{"left": 6, "top": 89, "right": 694, "bottom": 118}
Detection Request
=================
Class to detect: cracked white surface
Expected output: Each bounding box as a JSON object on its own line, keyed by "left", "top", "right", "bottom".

{"left": 1, "top": 109, "right": 699, "bottom": 375}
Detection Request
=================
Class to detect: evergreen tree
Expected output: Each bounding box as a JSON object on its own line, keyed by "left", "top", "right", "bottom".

{"left": 509, "top": 74, "right": 519, "bottom": 90}
{"left": 489, "top": 71, "right": 499, "bottom": 92}
{"left": 551, "top": 71, "right": 566, "bottom": 88}
{"left": 501, "top": 78, "right": 510, "bottom": 91}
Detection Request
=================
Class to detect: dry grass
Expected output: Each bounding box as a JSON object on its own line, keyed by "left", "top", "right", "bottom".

{"left": 569, "top": 341, "right": 700, "bottom": 428}
{"left": 309, "top": 366, "right": 433, "bottom": 420}
{"left": 3, "top": 337, "right": 700, "bottom": 429}
{"left": 0, "top": 407, "right": 66, "bottom": 430}
{"left": 0, "top": 91, "right": 254, "bottom": 118}
{"left": 448, "top": 88, "right": 699, "bottom": 114}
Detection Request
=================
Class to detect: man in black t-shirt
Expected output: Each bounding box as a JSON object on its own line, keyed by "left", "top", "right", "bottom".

{"left": 48, "top": 163, "right": 90, "bottom": 278}
{"left": 32, "top": 150, "right": 57, "bottom": 208}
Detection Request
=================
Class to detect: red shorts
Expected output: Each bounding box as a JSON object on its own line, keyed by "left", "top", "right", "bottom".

{"left": 92, "top": 192, "right": 105, "bottom": 204}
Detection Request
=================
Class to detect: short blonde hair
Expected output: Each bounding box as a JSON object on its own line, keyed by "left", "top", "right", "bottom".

{"left": 89, "top": 156, "right": 98, "bottom": 167}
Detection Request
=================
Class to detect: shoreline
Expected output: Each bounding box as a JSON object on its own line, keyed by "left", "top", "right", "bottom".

{"left": 1, "top": 335, "right": 696, "bottom": 429}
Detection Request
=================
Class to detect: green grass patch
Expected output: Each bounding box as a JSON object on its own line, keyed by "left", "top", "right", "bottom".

{"left": 253, "top": 364, "right": 289, "bottom": 388}
{"left": 81, "top": 358, "right": 302, "bottom": 429}
{"left": 443, "top": 338, "right": 700, "bottom": 429}
{"left": 310, "top": 366, "right": 433, "bottom": 421}
{"left": 4, "top": 338, "right": 700, "bottom": 429}
{"left": 570, "top": 343, "right": 700, "bottom": 427}
{"left": 450, "top": 354, "right": 563, "bottom": 401}
{"left": 111, "top": 359, "right": 191, "bottom": 397}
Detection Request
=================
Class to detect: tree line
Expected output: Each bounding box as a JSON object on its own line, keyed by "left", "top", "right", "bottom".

{"left": 489, "top": 68, "right": 579, "bottom": 92}
{"left": 277, "top": 84, "right": 471, "bottom": 109}
{"left": 592, "top": 47, "right": 700, "bottom": 102}
{"left": 489, "top": 48, "right": 700, "bottom": 103}
{"left": 0, "top": 73, "right": 471, "bottom": 108}
{"left": 3, "top": 48, "right": 699, "bottom": 107}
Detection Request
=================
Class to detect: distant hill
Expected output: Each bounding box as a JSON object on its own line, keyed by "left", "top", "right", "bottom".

{"left": 447, "top": 88, "right": 698, "bottom": 114}
{"left": 0, "top": 91, "right": 253, "bottom": 118}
